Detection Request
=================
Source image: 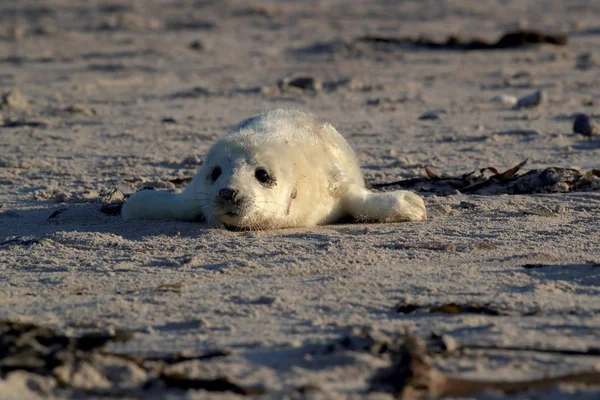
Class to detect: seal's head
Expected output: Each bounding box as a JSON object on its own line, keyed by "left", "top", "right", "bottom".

{"left": 193, "top": 125, "right": 298, "bottom": 230}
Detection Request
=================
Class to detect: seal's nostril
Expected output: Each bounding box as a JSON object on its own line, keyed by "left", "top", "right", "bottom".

{"left": 218, "top": 188, "right": 238, "bottom": 201}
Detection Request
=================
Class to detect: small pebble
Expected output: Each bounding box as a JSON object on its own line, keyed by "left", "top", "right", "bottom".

{"left": 575, "top": 52, "right": 596, "bottom": 70}
{"left": 419, "top": 108, "right": 447, "bottom": 120}
{"left": 524, "top": 206, "right": 556, "bottom": 217}
{"left": 554, "top": 204, "right": 566, "bottom": 214}
{"left": 181, "top": 155, "right": 202, "bottom": 165}
{"left": 582, "top": 98, "right": 594, "bottom": 107}
{"left": 515, "top": 90, "right": 545, "bottom": 109}
{"left": 474, "top": 241, "right": 497, "bottom": 250}
{"left": 255, "top": 296, "right": 279, "bottom": 305}
{"left": 64, "top": 104, "right": 97, "bottom": 116}
{"left": 335, "top": 77, "right": 363, "bottom": 90}
{"left": 573, "top": 113, "right": 599, "bottom": 136}
{"left": 491, "top": 94, "right": 518, "bottom": 107}
{"left": 1, "top": 89, "right": 29, "bottom": 110}
{"left": 459, "top": 201, "right": 478, "bottom": 209}
{"left": 189, "top": 40, "right": 204, "bottom": 50}
{"left": 441, "top": 335, "right": 459, "bottom": 353}
{"left": 278, "top": 76, "right": 323, "bottom": 91}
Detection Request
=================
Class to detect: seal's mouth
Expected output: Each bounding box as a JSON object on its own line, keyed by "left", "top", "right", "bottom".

{"left": 216, "top": 210, "right": 246, "bottom": 226}
{"left": 214, "top": 204, "right": 244, "bottom": 219}
{"left": 222, "top": 222, "right": 248, "bottom": 231}
{"left": 214, "top": 200, "right": 255, "bottom": 229}
{"left": 219, "top": 216, "right": 250, "bottom": 231}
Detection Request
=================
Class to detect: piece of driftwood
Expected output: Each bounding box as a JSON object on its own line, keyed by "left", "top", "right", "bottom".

{"left": 371, "top": 160, "right": 600, "bottom": 195}
{"left": 370, "top": 333, "right": 600, "bottom": 399}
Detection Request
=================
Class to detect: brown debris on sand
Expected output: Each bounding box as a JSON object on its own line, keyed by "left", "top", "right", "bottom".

{"left": 295, "top": 29, "right": 568, "bottom": 59}
{"left": 573, "top": 113, "right": 600, "bottom": 136}
{"left": 0, "top": 320, "right": 133, "bottom": 376}
{"left": 395, "top": 302, "right": 508, "bottom": 316}
{"left": 0, "top": 320, "right": 262, "bottom": 396}
{"left": 352, "top": 29, "right": 567, "bottom": 51}
{"left": 369, "top": 332, "right": 600, "bottom": 400}
{"left": 372, "top": 160, "right": 600, "bottom": 195}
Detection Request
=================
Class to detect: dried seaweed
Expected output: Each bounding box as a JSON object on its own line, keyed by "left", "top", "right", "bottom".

{"left": 293, "top": 31, "right": 567, "bottom": 57}
{"left": 351, "top": 30, "right": 567, "bottom": 52}
{"left": 395, "top": 302, "right": 508, "bottom": 316}
{"left": 0, "top": 320, "right": 132, "bottom": 376}
{"left": 0, "top": 237, "right": 40, "bottom": 247}
{"left": 167, "top": 86, "right": 211, "bottom": 99}
{"left": 310, "top": 328, "right": 600, "bottom": 400}
{"left": 47, "top": 208, "right": 68, "bottom": 221}
{"left": 370, "top": 332, "right": 600, "bottom": 399}
{"left": 395, "top": 305, "right": 421, "bottom": 314}
{"left": 1, "top": 119, "right": 47, "bottom": 128}
{"left": 153, "top": 282, "right": 187, "bottom": 292}
{"left": 522, "top": 261, "right": 600, "bottom": 269}
{"left": 429, "top": 303, "right": 506, "bottom": 315}
{"left": 0, "top": 320, "right": 261, "bottom": 396}
{"left": 324, "top": 328, "right": 600, "bottom": 360}
{"left": 371, "top": 160, "right": 600, "bottom": 195}
{"left": 522, "top": 263, "right": 554, "bottom": 269}
{"left": 158, "top": 373, "right": 263, "bottom": 395}
{"left": 142, "top": 350, "right": 230, "bottom": 364}
{"left": 98, "top": 188, "right": 128, "bottom": 215}
{"left": 99, "top": 203, "right": 123, "bottom": 215}
{"left": 320, "top": 328, "right": 463, "bottom": 359}
{"left": 390, "top": 242, "right": 456, "bottom": 251}
{"left": 460, "top": 343, "right": 600, "bottom": 357}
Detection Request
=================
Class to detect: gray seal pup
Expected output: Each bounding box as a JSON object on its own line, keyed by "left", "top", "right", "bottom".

{"left": 122, "top": 109, "right": 426, "bottom": 229}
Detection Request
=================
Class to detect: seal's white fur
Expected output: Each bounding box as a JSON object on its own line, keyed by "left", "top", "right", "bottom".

{"left": 122, "top": 109, "right": 426, "bottom": 229}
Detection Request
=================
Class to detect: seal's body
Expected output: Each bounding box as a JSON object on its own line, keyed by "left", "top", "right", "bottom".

{"left": 122, "top": 109, "right": 426, "bottom": 229}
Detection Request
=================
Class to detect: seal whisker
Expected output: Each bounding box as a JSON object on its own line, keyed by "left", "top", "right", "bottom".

{"left": 183, "top": 201, "right": 214, "bottom": 218}
{"left": 253, "top": 200, "right": 286, "bottom": 206}
{"left": 247, "top": 218, "right": 266, "bottom": 232}
{"left": 251, "top": 205, "right": 286, "bottom": 217}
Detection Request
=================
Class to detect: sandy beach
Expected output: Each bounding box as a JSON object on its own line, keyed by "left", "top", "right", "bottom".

{"left": 1, "top": 0, "right": 599, "bottom": 398}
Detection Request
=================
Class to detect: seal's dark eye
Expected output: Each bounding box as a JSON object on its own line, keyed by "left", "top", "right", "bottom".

{"left": 210, "top": 166, "right": 221, "bottom": 182}
{"left": 255, "top": 168, "right": 271, "bottom": 184}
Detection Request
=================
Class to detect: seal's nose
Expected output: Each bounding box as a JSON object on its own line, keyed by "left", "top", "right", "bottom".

{"left": 218, "top": 188, "right": 238, "bottom": 202}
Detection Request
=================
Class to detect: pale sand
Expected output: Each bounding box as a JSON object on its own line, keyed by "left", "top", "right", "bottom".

{"left": 0, "top": 0, "right": 599, "bottom": 398}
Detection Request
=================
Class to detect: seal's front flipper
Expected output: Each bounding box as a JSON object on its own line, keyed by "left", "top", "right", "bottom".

{"left": 342, "top": 186, "right": 427, "bottom": 222}
{"left": 121, "top": 189, "right": 203, "bottom": 221}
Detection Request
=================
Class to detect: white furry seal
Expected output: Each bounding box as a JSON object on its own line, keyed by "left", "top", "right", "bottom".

{"left": 122, "top": 109, "right": 426, "bottom": 229}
